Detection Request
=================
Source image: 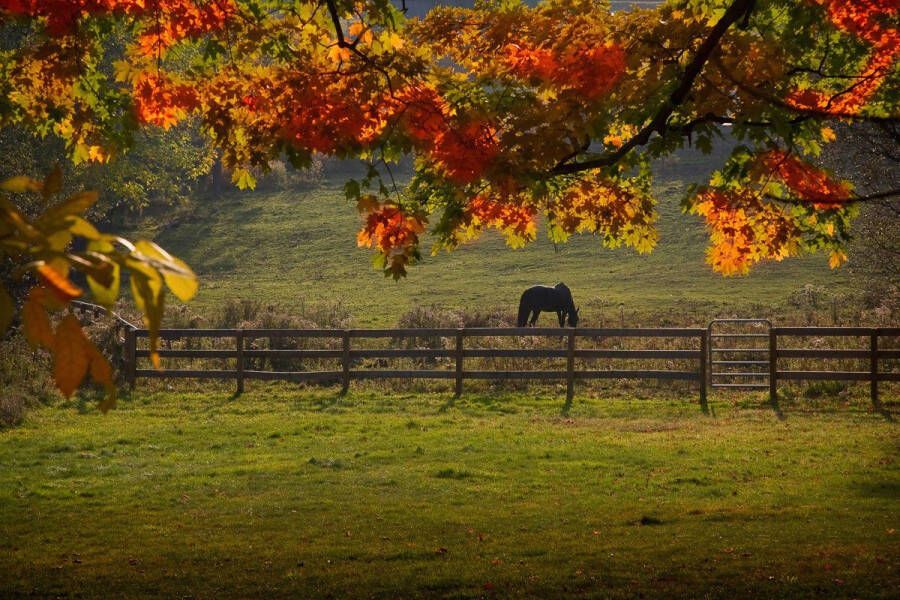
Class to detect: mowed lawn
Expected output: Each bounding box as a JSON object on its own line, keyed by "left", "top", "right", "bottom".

{"left": 0, "top": 388, "right": 897, "bottom": 599}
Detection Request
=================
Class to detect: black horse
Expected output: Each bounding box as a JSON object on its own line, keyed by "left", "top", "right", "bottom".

{"left": 516, "top": 283, "right": 579, "bottom": 327}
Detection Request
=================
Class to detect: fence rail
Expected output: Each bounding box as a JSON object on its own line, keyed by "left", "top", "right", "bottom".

{"left": 126, "top": 326, "right": 709, "bottom": 409}
{"left": 769, "top": 327, "right": 899, "bottom": 409}
{"left": 68, "top": 301, "right": 897, "bottom": 410}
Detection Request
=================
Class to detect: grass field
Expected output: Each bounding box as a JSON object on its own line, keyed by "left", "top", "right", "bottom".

{"left": 151, "top": 173, "right": 850, "bottom": 327}
{"left": 1, "top": 389, "right": 897, "bottom": 599}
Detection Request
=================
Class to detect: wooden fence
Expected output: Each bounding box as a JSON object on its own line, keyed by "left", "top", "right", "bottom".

{"left": 126, "top": 326, "right": 709, "bottom": 409}
{"left": 769, "top": 327, "right": 900, "bottom": 408}
{"left": 71, "top": 302, "right": 897, "bottom": 408}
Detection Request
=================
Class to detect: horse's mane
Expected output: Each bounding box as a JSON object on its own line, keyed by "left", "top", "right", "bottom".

{"left": 553, "top": 282, "right": 576, "bottom": 311}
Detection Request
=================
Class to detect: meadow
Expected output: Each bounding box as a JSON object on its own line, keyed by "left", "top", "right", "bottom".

{"left": 150, "top": 161, "right": 852, "bottom": 328}
{"left": 1, "top": 388, "right": 897, "bottom": 599}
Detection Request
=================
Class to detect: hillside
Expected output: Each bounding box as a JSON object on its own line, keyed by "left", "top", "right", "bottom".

{"left": 153, "top": 148, "right": 849, "bottom": 327}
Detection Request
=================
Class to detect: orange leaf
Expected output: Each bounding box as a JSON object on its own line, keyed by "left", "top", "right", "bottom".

{"left": 37, "top": 264, "right": 82, "bottom": 302}
{"left": 52, "top": 314, "right": 90, "bottom": 397}
{"left": 22, "top": 290, "right": 55, "bottom": 349}
{"left": 828, "top": 249, "right": 847, "bottom": 269}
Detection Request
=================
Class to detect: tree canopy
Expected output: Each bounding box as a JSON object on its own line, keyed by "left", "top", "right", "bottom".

{"left": 0, "top": 0, "right": 898, "bottom": 402}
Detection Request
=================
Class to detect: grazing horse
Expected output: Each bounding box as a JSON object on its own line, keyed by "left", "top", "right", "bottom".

{"left": 516, "top": 283, "right": 579, "bottom": 327}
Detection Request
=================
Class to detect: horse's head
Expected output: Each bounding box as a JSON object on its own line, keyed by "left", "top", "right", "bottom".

{"left": 568, "top": 307, "right": 580, "bottom": 327}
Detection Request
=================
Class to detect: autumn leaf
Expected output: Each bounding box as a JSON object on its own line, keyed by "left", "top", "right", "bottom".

{"left": 86, "top": 240, "right": 121, "bottom": 307}
{"left": 37, "top": 264, "right": 82, "bottom": 302}
{"left": 39, "top": 191, "right": 99, "bottom": 226}
{"left": 53, "top": 314, "right": 91, "bottom": 398}
{"left": 828, "top": 249, "right": 848, "bottom": 269}
{"left": 22, "top": 289, "right": 56, "bottom": 350}
{"left": 0, "top": 175, "right": 42, "bottom": 193}
{"left": 134, "top": 240, "right": 198, "bottom": 302}
{"left": 128, "top": 262, "right": 165, "bottom": 368}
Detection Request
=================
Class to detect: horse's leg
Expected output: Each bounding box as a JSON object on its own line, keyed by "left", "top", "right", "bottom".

{"left": 530, "top": 310, "right": 540, "bottom": 326}
{"left": 557, "top": 310, "right": 565, "bottom": 327}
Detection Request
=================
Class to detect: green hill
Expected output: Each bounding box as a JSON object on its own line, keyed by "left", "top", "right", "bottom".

{"left": 153, "top": 166, "right": 848, "bottom": 327}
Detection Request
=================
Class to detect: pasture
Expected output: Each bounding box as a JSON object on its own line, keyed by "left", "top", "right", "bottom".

{"left": 1, "top": 388, "right": 897, "bottom": 599}
{"left": 151, "top": 180, "right": 852, "bottom": 328}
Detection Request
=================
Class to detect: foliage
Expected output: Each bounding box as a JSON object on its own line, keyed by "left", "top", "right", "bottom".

{"left": 0, "top": 123, "right": 216, "bottom": 219}
{"left": 0, "top": 0, "right": 896, "bottom": 279}
{"left": 0, "top": 0, "right": 897, "bottom": 400}
{"left": 0, "top": 170, "right": 196, "bottom": 407}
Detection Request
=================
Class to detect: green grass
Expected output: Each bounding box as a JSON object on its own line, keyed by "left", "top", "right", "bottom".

{"left": 153, "top": 178, "right": 849, "bottom": 327}
{"left": 1, "top": 388, "right": 897, "bottom": 598}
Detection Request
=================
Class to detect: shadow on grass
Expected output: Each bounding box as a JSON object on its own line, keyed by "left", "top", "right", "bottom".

{"left": 852, "top": 480, "right": 900, "bottom": 499}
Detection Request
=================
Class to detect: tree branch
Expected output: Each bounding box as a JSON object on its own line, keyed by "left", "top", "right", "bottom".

{"left": 766, "top": 187, "right": 900, "bottom": 205}
{"left": 549, "top": 0, "right": 755, "bottom": 176}
{"left": 323, "top": 0, "right": 395, "bottom": 92}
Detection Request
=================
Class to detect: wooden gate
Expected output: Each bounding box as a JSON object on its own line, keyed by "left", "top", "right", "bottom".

{"left": 708, "top": 318, "right": 771, "bottom": 391}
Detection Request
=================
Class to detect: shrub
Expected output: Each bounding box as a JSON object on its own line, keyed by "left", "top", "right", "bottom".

{"left": 0, "top": 335, "right": 58, "bottom": 427}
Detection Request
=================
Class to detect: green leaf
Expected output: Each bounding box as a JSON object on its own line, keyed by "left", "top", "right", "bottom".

{"left": 344, "top": 179, "right": 361, "bottom": 202}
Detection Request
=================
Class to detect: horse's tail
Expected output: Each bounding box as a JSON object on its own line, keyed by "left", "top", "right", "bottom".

{"left": 516, "top": 293, "right": 529, "bottom": 327}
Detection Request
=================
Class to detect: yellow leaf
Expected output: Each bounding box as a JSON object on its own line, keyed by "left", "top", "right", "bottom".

{"left": 46, "top": 229, "right": 73, "bottom": 252}
{"left": 828, "top": 249, "right": 847, "bottom": 269}
{"left": 0, "top": 175, "right": 42, "bottom": 193}
{"left": 86, "top": 260, "right": 121, "bottom": 308}
{"left": 134, "top": 240, "right": 197, "bottom": 302}
{"left": 127, "top": 264, "right": 165, "bottom": 368}
{"left": 821, "top": 127, "right": 836, "bottom": 143}
{"left": 161, "top": 254, "right": 197, "bottom": 302}
{"left": 39, "top": 191, "right": 99, "bottom": 225}
{"left": 52, "top": 314, "right": 90, "bottom": 398}
{"left": 87, "top": 146, "right": 109, "bottom": 163}
{"left": 68, "top": 216, "right": 102, "bottom": 240}
{"left": 232, "top": 168, "right": 256, "bottom": 190}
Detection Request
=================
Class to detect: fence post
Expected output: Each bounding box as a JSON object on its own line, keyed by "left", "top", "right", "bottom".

{"left": 870, "top": 331, "right": 880, "bottom": 411}
{"left": 768, "top": 328, "right": 777, "bottom": 405}
{"left": 341, "top": 330, "right": 351, "bottom": 395}
{"left": 455, "top": 329, "right": 464, "bottom": 398}
{"left": 125, "top": 327, "right": 136, "bottom": 391}
{"left": 236, "top": 329, "right": 245, "bottom": 395}
{"left": 565, "top": 329, "right": 576, "bottom": 409}
{"left": 699, "top": 331, "right": 708, "bottom": 412}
